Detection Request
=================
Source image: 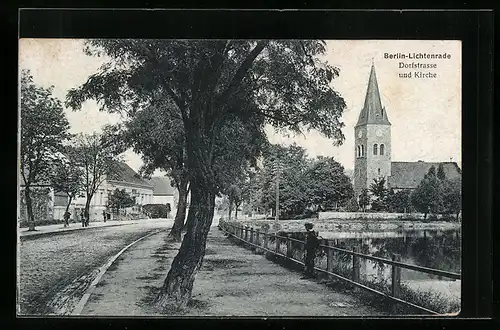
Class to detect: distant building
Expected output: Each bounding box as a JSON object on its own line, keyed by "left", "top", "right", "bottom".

{"left": 71, "top": 162, "right": 154, "bottom": 221}
{"left": 353, "top": 64, "right": 461, "bottom": 198}
{"left": 388, "top": 161, "right": 461, "bottom": 192}
{"left": 19, "top": 162, "right": 154, "bottom": 224}
{"left": 147, "top": 176, "right": 176, "bottom": 217}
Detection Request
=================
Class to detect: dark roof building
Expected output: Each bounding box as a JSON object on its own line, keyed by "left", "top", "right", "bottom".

{"left": 148, "top": 176, "right": 175, "bottom": 196}
{"left": 107, "top": 162, "right": 153, "bottom": 189}
{"left": 388, "top": 161, "right": 461, "bottom": 190}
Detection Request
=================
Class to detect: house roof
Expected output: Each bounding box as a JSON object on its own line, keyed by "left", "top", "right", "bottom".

{"left": 388, "top": 161, "right": 461, "bottom": 189}
{"left": 147, "top": 176, "right": 175, "bottom": 196}
{"left": 107, "top": 162, "right": 153, "bottom": 188}
{"left": 20, "top": 162, "right": 153, "bottom": 190}
{"left": 356, "top": 64, "right": 391, "bottom": 127}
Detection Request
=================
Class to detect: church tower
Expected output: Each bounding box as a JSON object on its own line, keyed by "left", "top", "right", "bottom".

{"left": 354, "top": 63, "right": 392, "bottom": 199}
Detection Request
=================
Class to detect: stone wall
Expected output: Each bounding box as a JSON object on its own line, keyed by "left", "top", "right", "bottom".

{"left": 318, "top": 211, "right": 428, "bottom": 220}
{"left": 228, "top": 217, "right": 461, "bottom": 233}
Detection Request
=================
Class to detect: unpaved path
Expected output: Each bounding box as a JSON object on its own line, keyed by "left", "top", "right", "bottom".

{"left": 18, "top": 219, "right": 171, "bottom": 315}
{"left": 81, "top": 227, "right": 384, "bottom": 316}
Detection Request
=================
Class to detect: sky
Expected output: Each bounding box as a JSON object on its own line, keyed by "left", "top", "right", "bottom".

{"left": 19, "top": 39, "right": 461, "bottom": 174}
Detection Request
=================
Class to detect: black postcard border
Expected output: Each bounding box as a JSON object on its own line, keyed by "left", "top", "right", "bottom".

{"left": 6, "top": 7, "right": 496, "bottom": 330}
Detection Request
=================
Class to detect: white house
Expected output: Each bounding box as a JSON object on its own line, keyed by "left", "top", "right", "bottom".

{"left": 70, "top": 162, "right": 154, "bottom": 222}
{"left": 147, "top": 176, "right": 194, "bottom": 219}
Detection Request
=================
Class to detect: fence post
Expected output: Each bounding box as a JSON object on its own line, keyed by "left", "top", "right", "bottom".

{"left": 250, "top": 227, "right": 254, "bottom": 250}
{"left": 263, "top": 228, "right": 269, "bottom": 250}
{"left": 244, "top": 226, "right": 249, "bottom": 241}
{"left": 286, "top": 234, "right": 293, "bottom": 259}
{"left": 352, "top": 246, "right": 360, "bottom": 283}
{"left": 327, "top": 240, "right": 334, "bottom": 278}
{"left": 275, "top": 234, "right": 280, "bottom": 254}
{"left": 391, "top": 253, "right": 401, "bottom": 298}
{"left": 255, "top": 229, "right": 261, "bottom": 253}
{"left": 239, "top": 226, "right": 243, "bottom": 239}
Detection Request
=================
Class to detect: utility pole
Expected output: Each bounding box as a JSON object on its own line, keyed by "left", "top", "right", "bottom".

{"left": 275, "top": 159, "right": 280, "bottom": 224}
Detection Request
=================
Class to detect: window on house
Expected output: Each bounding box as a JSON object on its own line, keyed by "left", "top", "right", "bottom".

{"left": 380, "top": 144, "right": 385, "bottom": 155}
{"left": 373, "top": 144, "right": 378, "bottom": 155}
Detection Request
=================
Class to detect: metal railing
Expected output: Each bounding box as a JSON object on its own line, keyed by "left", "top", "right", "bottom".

{"left": 218, "top": 220, "right": 461, "bottom": 315}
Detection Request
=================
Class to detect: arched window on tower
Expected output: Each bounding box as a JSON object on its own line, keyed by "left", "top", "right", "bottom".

{"left": 357, "top": 145, "right": 361, "bottom": 157}
{"left": 380, "top": 144, "right": 385, "bottom": 155}
{"left": 361, "top": 145, "right": 365, "bottom": 157}
{"left": 373, "top": 144, "right": 378, "bottom": 155}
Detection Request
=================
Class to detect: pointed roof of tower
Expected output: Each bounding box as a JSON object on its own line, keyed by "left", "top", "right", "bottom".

{"left": 356, "top": 63, "right": 391, "bottom": 127}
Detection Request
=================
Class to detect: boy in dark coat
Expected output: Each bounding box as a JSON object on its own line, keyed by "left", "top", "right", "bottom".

{"left": 302, "top": 222, "right": 319, "bottom": 279}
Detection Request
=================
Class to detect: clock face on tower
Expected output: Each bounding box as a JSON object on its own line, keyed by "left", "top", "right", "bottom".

{"left": 358, "top": 130, "right": 363, "bottom": 138}
{"left": 376, "top": 129, "right": 383, "bottom": 137}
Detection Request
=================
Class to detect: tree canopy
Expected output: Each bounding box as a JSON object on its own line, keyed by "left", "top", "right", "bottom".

{"left": 107, "top": 188, "right": 136, "bottom": 214}
{"left": 240, "top": 144, "right": 353, "bottom": 219}
{"left": 20, "top": 69, "right": 70, "bottom": 230}
{"left": 369, "top": 177, "right": 388, "bottom": 211}
{"left": 71, "top": 129, "right": 127, "bottom": 219}
{"left": 50, "top": 146, "right": 85, "bottom": 215}
{"left": 66, "top": 39, "right": 348, "bottom": 309}
{"left": 410, "top": 166, "right": 444, "bottom": 219}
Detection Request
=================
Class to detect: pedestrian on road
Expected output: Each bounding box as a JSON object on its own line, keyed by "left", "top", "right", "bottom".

{"left": 103, "top": 210, "right": 107, "bottom": 223}
{"left": 80, "top": 211, "right": 85, "bottom": 228}
{"left": 63, "top": 211, "right": 71, "bottom": 228}
{"left": 302, "top": 222, "right": 320, "bottom": 279}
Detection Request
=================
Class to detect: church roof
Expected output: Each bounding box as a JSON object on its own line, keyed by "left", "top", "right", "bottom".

{"left": 356, "top": 64, "right": 391, "bottom": 127}
{"left": 388, "top": 161, "right": 461, "bottom": 189}
{"left": 148, "top": 176, "right": 175, "bottom": 196}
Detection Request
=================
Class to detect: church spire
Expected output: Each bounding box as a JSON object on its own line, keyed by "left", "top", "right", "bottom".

{"left": 356, "top": 63, "right": 391, "bottom": 126}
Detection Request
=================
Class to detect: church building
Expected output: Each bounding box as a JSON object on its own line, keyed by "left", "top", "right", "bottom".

{"left": 353, "top": 64, "right": 461, "bottom": 199}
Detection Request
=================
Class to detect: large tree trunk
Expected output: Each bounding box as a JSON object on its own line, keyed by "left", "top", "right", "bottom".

{"left": 182, "top": 204, "right": 196, "bottom": 233}
{"left": 155, "top": 183, "right": 216, "bottom": 310}
{"left": 24, "top": 187, "right": 36, "bottom": 231}
{"left": 169, "top": 182, "right": 189, "bottom": 241}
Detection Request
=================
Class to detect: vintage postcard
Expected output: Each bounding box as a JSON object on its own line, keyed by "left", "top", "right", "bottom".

{"left": 18, "top": 38, "right": 461, "bottom": 317}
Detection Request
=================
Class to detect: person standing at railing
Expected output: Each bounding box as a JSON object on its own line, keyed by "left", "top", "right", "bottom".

{"left": 302, "top": 222, "right": 320, "bottom": 279}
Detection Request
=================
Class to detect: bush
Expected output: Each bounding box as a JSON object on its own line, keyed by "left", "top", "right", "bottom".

{"left": 396, "top": 214, "right": 420, "bottom": 221}
{"left": 345, "top": 197, "right": 359, "bottom": 212}
{"left": 291, "top": 210, "right": 318, "bottom": 220}
{"left": 427, "top": 214, "right": 439, "bottom": 221}
{"left": 142, "top": 204, "right": 171, "bottom": 218}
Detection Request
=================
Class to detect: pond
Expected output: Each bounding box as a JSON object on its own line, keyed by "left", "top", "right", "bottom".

{"left": 283, "top": 228, "right": 461, "bottom": 307}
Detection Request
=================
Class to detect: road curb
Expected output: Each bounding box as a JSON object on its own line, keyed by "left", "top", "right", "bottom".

{"left": 19, "top": 222, "right": 139, "bottom": 241}
{"left": 71, "top": 228, "right": 166, "bottom": 315}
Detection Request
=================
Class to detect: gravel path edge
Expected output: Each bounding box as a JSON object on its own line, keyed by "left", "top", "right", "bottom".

{"left": 71, "top": 228, "right": 166, "bottom": 315}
